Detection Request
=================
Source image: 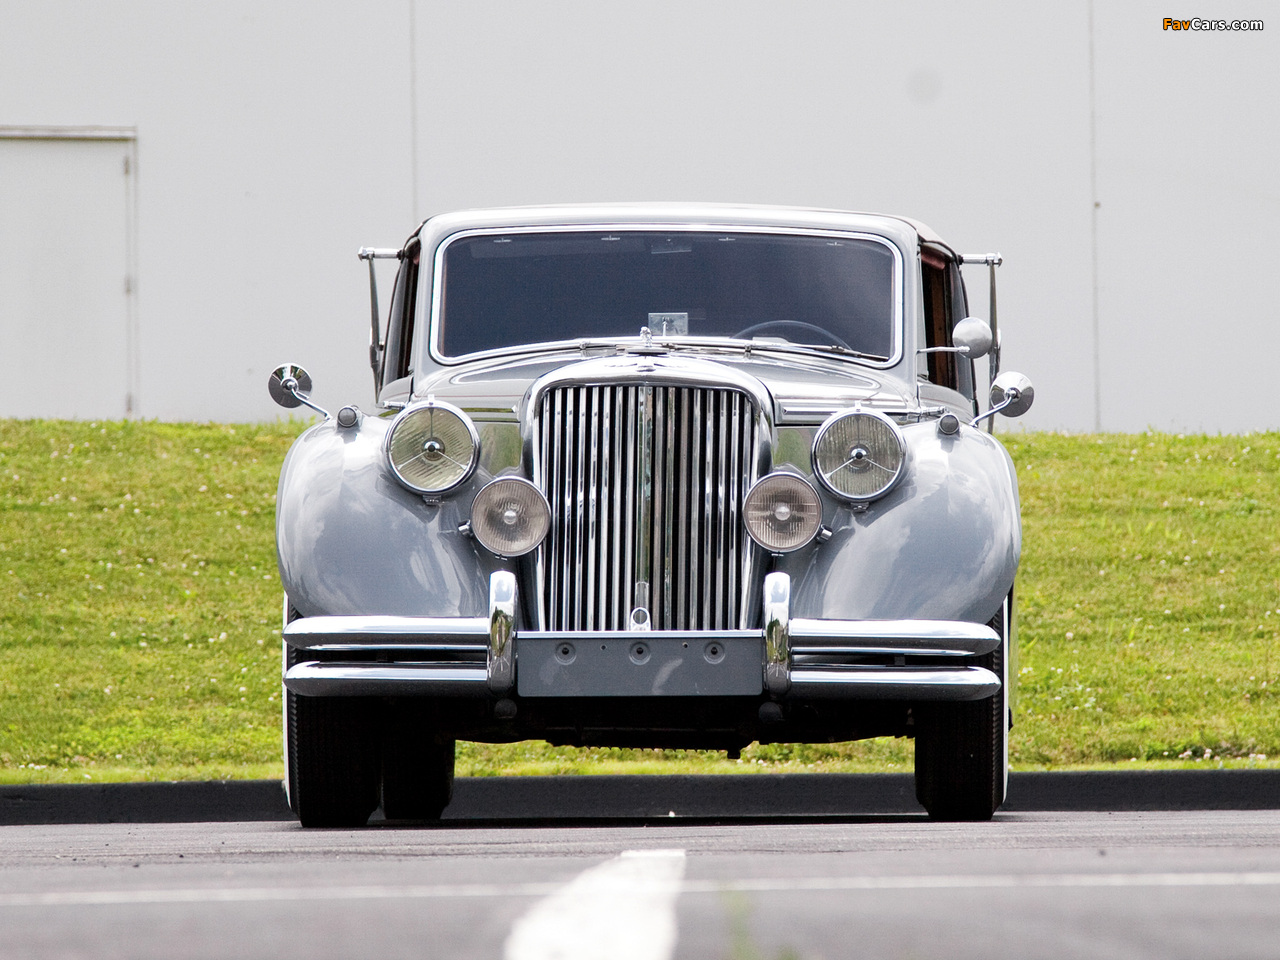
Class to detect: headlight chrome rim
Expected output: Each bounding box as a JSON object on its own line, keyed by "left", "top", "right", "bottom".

{"left": 385, "top": 399, "right": 480, "bottom": 495}
{"left": 471, "top": 477, "right": 552, "bottom": 557}
{"left": 743, "top": 473, "right": 823, "bottom": 553}
{"left": 811, "top": 408, "right": 906, "bottom": 502}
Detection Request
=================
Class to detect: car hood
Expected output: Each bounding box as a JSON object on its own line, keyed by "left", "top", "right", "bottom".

{"left": 412, "top": 346, "right": 916, "bottom": 425}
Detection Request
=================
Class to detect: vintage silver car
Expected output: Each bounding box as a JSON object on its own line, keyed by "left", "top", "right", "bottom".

{"left": 269, "top": 203, "right": 1034, "bottom": 826}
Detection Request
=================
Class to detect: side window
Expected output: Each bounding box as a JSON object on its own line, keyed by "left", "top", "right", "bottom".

{"left": 380, "top": 238, "right": 420, "bottom": 387}
{"left": 947, "top": 258, "right": 975, "bottom": 402}
{"left": 918, "top": 246, "right": 976, "bottom": 402}
{"left": 919, "top": 247, "right": 955, "bottom": 389}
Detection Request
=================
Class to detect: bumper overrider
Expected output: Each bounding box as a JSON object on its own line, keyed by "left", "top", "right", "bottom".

{"left": 284, "top": 572, "right": 1001, "bottom": 703}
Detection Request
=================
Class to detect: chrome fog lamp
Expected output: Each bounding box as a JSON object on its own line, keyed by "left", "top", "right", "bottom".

{"left": 471, "top": 477, "right": 552, "bottom": 557}
{"left": 386, "top": 400, "right": 479, "bottom": 494}
{"left": 743, "top": 473, "right": 822, "bottom": 552}
{"left": 812, "top": 409, "right": 906, "bottom": 502}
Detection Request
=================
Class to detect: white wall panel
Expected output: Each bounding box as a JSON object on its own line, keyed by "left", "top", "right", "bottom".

{"left": 0, "top": 2, "right": 1275, "bottom": 431}
{"left": 0, "top": 135, "right": 135, "bottom": 418}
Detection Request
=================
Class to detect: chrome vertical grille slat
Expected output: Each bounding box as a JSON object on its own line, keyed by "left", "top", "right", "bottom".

{"left": 585, "top": 387, "right": 600, "bottom": 630}
{"left": 666, "top": 390, "right": 680, "bottom": 624}
{"left": 728, "top": 394, "right": 743, "bottom": 626}
{"left": 622, "top": 387, "right": 636, "bottom": 627}
{"left": 714, "top": 393, "right": 729, "bottom": 629}
{"left": 538, "top": 383, "right": 761, "bottom": 631}
{"left": 573, "top": 388, "right": 586, "bottom": 621}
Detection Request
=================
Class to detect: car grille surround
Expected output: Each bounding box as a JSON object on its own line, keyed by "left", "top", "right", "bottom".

{"left": 534, "top": 380, "right": 765, "bottom": 632}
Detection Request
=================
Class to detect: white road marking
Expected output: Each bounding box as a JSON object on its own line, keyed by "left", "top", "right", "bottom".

{"left": 0, "top": 883, "right": 562, "bottom": 908}
{"left": 4, "top": 869, "right": 1280, "bottom": 909}
{"left": 503, "top": 849, "right": 687, "bottom": 960}
{"left": 685, "top": 871, "right": 1280, "bottom": 893}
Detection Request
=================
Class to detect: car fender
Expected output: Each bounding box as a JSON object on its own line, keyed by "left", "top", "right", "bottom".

{"left": 786, "top": 422, "right": 1020, "bottom": 624}
{"left": 275, "top": 417, "right": 499, "bottom": 617}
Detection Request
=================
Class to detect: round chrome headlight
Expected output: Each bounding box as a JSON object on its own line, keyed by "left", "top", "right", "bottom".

{"left": 471, "top": 477, "right": 552, "bottom": 557}
{"left": 385, "top": 400, "right": 479, "bottom": 494}
{"left": 812, "top": 408, "right": 906, "bottom": 502}
{"left": 743, "top": 473, "right": 822, "bottom": 552}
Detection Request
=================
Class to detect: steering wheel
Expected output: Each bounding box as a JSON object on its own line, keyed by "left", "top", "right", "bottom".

{"left": 733, "top": 320, "right": 853, "bottom": 351}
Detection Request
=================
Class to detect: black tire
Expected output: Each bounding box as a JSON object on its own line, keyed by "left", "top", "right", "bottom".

{"left": 914, "top": 596, "right": 1009, "bottom": 821}
{"left": 381, "top": 703, "right": 456, "bottom": 822}
{"left": 285, "top": 636, "right": 380, "bottom": 828}
{"left": 288, "top": 691, "right": 380, "bottom": 828}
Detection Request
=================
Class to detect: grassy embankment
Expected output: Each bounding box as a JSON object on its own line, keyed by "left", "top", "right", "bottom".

{"left": 1, "top": 420, "right": 1277, "bottom": 783}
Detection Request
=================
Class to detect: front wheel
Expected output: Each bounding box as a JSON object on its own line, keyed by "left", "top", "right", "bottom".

{"left": 913, "top": 594, "right": 1010, "bottom": 821}
{"left": 381, "top": 701, "right": 456, "bottom": 821}
{"left": 288, "top": 692, "right": 381, "bottom": 827}
{"left": 284, "top": 631, "right": 380, "bottom": 828}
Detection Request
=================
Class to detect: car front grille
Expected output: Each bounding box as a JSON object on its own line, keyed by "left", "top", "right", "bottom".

{"left": 535, "top": 383, "right": 762, "bottom": 631}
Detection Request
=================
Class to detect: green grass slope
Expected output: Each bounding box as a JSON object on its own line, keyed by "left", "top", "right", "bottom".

{"left": 1, "top": 421, "right": 1277, "bottom": 782}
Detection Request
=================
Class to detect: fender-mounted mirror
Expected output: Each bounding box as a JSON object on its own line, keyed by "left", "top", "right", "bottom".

{"left": 269, "top": 363, "right": 329, "bottom": 418}
{"left": 972, "top": 371, "right": 1034, "bottom": 426}
{"left": 989, "top": 371, "right": 1035, "bottom": 418}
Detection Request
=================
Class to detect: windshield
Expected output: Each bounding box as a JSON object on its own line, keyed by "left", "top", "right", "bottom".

{"left": 435, "top": 230, "right": 897, "bottom": 360}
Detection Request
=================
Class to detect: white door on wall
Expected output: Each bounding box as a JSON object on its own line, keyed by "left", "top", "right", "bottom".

{"left": 0, "top": 133, "right": 136, "bottom": 419}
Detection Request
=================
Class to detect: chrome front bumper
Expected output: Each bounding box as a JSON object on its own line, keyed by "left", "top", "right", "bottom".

{"left": 283, "top": 572, "right": 1001, "bottom": 702}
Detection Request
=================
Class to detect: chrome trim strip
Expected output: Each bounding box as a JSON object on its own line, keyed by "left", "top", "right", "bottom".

{"left": 739, "top": 405, "right": 759, "bottom": 627}
{"left": 284, "top": 661, "right": 489, "bottom": 697}
{"left": 719, "top": 393, "right": 734, "bottom": 628}
{"left": 657, "top": 388, "right": 675, "bottom": 627}
{"left": 488, "top": 571, "right": 516, "bottom": 694}
{"left": 787, "top": 665, "right": 1000, "bottom": 702}
{"left": 289, "top": 643, "right": 485, "bottom": 654}
{"left": 632, "top": 385, "right": 653, "bottom": 628}
{"left": 283, "top": 615, "right": 488, "bottom": 648}
{"left": 548, "top": 387, "right": 562, "bottom": 627}
{"left": 526, "top": 629, "right": 757, "bottom": 642}
{"left": 792, "top": 646, "right": 989, "bottom": 659}
{"left": 601, "top": 386, "right": 615, "bottom": 627}
{"left": 790, "top": 619, "right": 1000, "bottom": 657}
{"left": 531, "top": 400, "right": 548, "bottom": 630}
{"left": 585, "top": 386, "right": 600, "bottom": 628}
{"left": 763, "top": 572, "right": 791, "bottom": 696}
{"left": 675, "top": 388, "right": 691, "bottom": 623}
{"left": 727, "top": 393, "right": 742, "bottom": 624}
{"left": 622, "top": 385, "right": 637, "bottom": 627}
{"left": 282, "top": 659, "right": 997, "bottom": 701}
{"left": 701, "top": 391, "right": 715, "bottom": 627}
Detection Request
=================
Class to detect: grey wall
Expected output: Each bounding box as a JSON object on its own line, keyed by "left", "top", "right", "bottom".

{"left": 1, "top": 2, "right": 1275, "bottom": 432}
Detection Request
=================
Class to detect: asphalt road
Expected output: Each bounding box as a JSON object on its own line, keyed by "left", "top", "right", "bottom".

{"left": 4, "top": 810, "right": 1280, "bottom": 959}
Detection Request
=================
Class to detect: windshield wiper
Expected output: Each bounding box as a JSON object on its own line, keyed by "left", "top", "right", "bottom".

{"left": 818, "top": 344, "right": 888, "bottom": 362}
{"left": 732, "top": 338, "right": 887, "bottom": 362}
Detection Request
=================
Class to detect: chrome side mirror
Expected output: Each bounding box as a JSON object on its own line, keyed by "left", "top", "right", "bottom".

{"left": 990, "top": 371, "right": 1034, "bottom": 418}
{"left": 951, "top": 317, "right": 993, "bottom": 359}
{"left": 269, "top": 363, "right": 329, "bottom": 418}
{"left": 973, "top": 371, "right": 1034, "bottom": 426}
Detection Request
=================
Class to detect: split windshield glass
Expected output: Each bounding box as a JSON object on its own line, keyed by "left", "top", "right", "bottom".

{"left": 437, "top": 230, "right": 895, "bottom": 359}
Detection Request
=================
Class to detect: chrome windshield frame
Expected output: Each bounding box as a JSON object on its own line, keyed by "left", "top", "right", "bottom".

{"left": 422, "top": 223, "right": 906, "bottom": 372}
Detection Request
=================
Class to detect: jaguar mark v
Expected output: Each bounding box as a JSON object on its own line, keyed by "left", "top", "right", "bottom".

{"left": 269, "top": 204, "right": 1034, "bottom": 826}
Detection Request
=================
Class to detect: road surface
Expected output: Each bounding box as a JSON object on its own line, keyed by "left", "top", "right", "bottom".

{"left": 3, "top": 811, "right": 1279, "bottom": 959}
